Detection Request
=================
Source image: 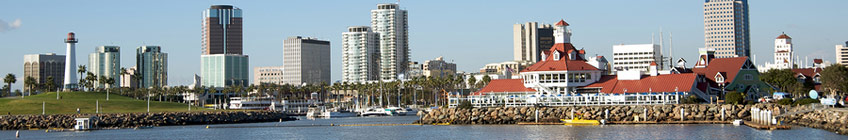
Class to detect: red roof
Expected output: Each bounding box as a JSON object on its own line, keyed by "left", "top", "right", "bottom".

{"left": 522, "top": 43, "right": 597, "bottom": 72}
{"left": 814, "top": 59, "right": 823, "bottom": 64}
{"left": 583, "top": 73, "right": 699, "bottom": 93}
{"left": 776, "top": 34, "right": 792, "bottom": 39}
{"left": 692, "top": 57, "right": 749, "bottom": 83}
{"left": 472, "top": 79, "right": 535, "bottom": 96}
{"left": 792, "top": 68, "right": 822, "bottom": 78}
{"left": 650, "top": 62, "right": 657, "bottom": 66}
{"left": 555, "top": 19, "right": 569, "bottom": 26}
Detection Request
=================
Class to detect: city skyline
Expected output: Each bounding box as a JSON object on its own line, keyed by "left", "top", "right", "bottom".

{"left": 1, "top": 0, "right": 847, "bottom": 90}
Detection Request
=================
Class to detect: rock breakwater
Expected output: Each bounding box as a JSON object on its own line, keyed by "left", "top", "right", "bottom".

{"left": 0, "top": 111, "right": 295, "bottom": 130}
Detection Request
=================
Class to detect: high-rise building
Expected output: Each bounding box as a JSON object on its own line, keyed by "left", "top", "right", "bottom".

{"left": 342, "top": 26, "right": 380, "bottom": 82}
{"left": 837, "top": 41, "right": 848, "bottom": 66}
{"left": 371, "top": 3, "right": 409, "bottom": 81}
{"left": 200, "top": 5, "right": 249, "bottom": 88}
{"left": 513, "top": 22, "right": 554, "bottom": 62}
{"left": 422, "top": 56, "right": 457, "bottom": 78}
{"left": 283, "top": 36, "right": 331, "bottom": 85}
{"left": 201, "top": 54, "right": 249, "bottom": 88}
{"left": 253, "top": 66, "right": 284, "bottom": 85}
{"left": 612, "top": 44, "right": 663, "bottom": 72}
{"left": 89, "top": 46, "right": 121, "bottom": 89}
{"left": 23, "top": 53, "right": 65, "bottom": 91}
{"left": 63, "top": 32, "right": 78, "bottom": 91}
{"left": 704, "top": 0, "right": 750, "bottom": 58}
{"left": 120, "top": 66, "right": 137, "bottom": 89}
{"left": 773, "top": 34, "right": 793, "bottom": 69}
{"left": 202, "top": 5, "right": 242, "bottom": 55}
{"left": 137, "top": 46, "right": 168, "bottom": 88}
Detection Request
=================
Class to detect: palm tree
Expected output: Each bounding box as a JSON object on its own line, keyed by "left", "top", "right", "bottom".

{"left": 44, "top": 76, "right": 56, "bottom": 92}
{"left": 24, "top": 76, "right": 36, "bottom": 96}
{"left": 105, "top": 77, "right": 115, "bottom": 100}
{"left": 77, "top": 65, "right": 86, "bottom": 89}
{"left": 4, "top": 73, "right": 17, "bottom": 97}
{"left": 85, "top": 72, "right": 97, "bottom": 91}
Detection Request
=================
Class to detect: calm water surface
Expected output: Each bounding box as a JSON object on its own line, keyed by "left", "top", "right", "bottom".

{"left": 2, "top": 116, "right": 846, "bottom": 140}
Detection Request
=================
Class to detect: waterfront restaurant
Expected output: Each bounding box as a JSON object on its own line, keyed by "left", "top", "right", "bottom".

{"left": 449, "top": 19, "right": 712, "bottom": 107}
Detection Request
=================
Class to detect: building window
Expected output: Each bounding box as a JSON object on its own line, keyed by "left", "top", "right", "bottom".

{"left": 744, "top": 74, "right": 753, "bottom": 80}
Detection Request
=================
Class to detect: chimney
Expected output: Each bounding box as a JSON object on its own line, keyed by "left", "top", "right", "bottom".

{"left": 649, "top": 62, "right": 658, "bottom": 76}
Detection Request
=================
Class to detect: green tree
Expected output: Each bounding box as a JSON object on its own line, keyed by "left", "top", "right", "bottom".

{"left": 481, "top": 75, "right": 492, "bottom": 85}
{"left": 725, "top": 91, "right": 744, "bottom": 105}
{"left": 77, "top": 65, "right": 86, "bottom": 90}
{"left": 821, "top": 64, "right": 848, "bottom": 96}
{"left": 44, "top": 76, "right": 56, "bottom": 92}
{"left": 4, "top": 73, "right": 17, "bottom": 96}
{"left": 760, "top": 69, "right": 799, "bottom": 96}
{"left": 24, "top": 76, "right": 37, "bottom": 96}
{"left": 467, "top": 76, "right": 477, "bottom": 91}
{"left": 84, "top": 72, "right": 97, "bottom": 91}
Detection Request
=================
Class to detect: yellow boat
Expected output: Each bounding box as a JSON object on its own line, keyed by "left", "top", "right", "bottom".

{"left": 561, "top": 117, "right": 600, "bottom": 125}
{"left": 432, "top": 122, "right": 451, "bottom": 125}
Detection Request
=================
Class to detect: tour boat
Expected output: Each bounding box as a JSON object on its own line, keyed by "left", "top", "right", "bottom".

{"left": 359, "top": 107, "right": 398, "bottom": 116}
{"left": 306, "top": 106, "right": 358, "bottom": 118}
{"left": 228, "top": 97, "right": 283, "bottom": 110}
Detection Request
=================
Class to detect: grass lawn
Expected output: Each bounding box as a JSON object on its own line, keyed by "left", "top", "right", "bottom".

{"left": 0, "top": 92, "right": 210, "bottom": 115}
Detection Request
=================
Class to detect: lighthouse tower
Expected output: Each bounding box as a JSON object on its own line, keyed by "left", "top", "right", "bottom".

{"left": 63, "top": 32, "right": 78, "bottom": 91}
{"left": 553, "top": 19, "right": 572, "bottom": 44}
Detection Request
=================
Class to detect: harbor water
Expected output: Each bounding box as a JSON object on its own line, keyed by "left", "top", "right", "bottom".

{"left": 3, "top": 116, "right": 847, "bottom": 139}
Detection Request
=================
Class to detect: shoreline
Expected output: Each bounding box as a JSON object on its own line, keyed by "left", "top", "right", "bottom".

{"left": 414, "top": 104, "right": 848, "bottom": 135}
{"left": 0, "top": 111, "right": 297, "bottom": 130}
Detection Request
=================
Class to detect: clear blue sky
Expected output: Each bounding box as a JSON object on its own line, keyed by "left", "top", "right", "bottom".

{"left": 1, "top": 0, "right": 847, "bottom": 91}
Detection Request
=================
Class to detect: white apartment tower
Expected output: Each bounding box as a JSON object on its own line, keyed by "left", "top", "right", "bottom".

{"left": 89, "top": 46, "right": 121, "bottom": 89}
{"left": 773, "top": 33, "right": 793, "bottom": 69}
{"left": 342, "top": 26, "right": 380, "bottom": 82}
{"left": 837, "top": 41, "right": 848, "bottom": 65}
{"left": 371, "top": 3, "right": 409, "bottom": 81}
{"left": 513, "top": 22, "right": 554, "bottom": 62}
{"left": 612, "top": 44, "right": 663, "bottom": 72}
{"left": 704, "top": 0, "right": 750, "bottom": 58}
{"left": 283, "top": 36, "right": 331, "bottom": 85}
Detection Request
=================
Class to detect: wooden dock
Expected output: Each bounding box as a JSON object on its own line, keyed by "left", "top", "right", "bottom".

{"left": 743, "top": 121, "right": 791, "bottom": 130}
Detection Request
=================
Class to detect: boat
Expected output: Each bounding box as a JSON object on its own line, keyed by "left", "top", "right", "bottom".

{"left": 733, "top": 119, "right": 743, "bottom": 126}
{"left": 359, "top": 107, "right": 398, "bottom": 116}
{"left": 386, "top": 107, "right": 407, "bottom": 116}
{"left": 560, "top": 116, "right": 601, "bottom": 125}
{"left": 228, "top": 97, "right": 283, "bottom": 110}
{"left": 306, "top": 106, "right": 358, "bottom": 118}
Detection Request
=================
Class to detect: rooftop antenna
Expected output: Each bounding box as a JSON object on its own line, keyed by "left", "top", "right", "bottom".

{"left": 669, "top": 32, "right": 674, "bottom": 69}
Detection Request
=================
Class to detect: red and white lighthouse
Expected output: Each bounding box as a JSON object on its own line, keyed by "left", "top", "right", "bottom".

{"left": 63, "top": 32, "right": 78, "bottom": 91}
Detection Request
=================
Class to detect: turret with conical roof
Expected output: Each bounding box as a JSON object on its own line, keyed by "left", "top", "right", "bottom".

{"left": 553, "top": 19, "right": 572, "bottom": 44}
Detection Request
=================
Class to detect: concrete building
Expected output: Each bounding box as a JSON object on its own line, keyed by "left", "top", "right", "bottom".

{"left": 704, "top": 0, "right": 750, "bottom": 58}
{"left": 407, "top": 61, "right": 423, "bottom": 79}
{"left": 63, "top": 32, "right": 78, "bottom": 91}
{"left": 283, "top": 36, "right": 331, "bottom": 85}
{"left": 371, "top": 3, "right": 409, "bottom": 81}
{"left": 773, "top": 34, "right": 793, "bottom": 69}
{"left": 253, "top": 66, "right": 284, "bottom": 85}
{"left": 837, "top": 41, "right": 848, "bottom": 65}
{"left": 513, "top": 22, "right": 554, "bottom": 62}
{"left": 202, "top": 5, "right": 243, "bottom": 55}
{"left": 612, "top": 44, "right": 662, "bottom": 73}
{"left": 342, "top": 26, "right": 380, "bottom": 82}
{"left": 422, "top": 56, "right": 457, "bottom": 78}
{"left": 23, "top": 53, "right": 65, "bottom": 91}
{"left": 89, "top": 46, "right": 121, "bottom": 89}
{"left": 478, "top": 60, "right": 535, "bottom": 79}
{"left": 200, "top": 54, "right": 249, "bottom": 88}
{"left": 137, "top": 46, "right": 168, "bottom": 88}
{"left": 120, "top": 66, "right": 137, "bottom": 89}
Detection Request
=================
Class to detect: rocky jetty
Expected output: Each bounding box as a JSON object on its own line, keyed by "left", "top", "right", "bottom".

{"left": 415, "top": 104, "right": 848, "bottom": 135}
{"left": 0, "top": 111, "right": 295, "bottom": 130}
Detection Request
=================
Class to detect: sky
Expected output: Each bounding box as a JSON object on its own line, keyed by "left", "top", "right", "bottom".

{"left": 1, "top": 0, "right": 847, "bottom": 91}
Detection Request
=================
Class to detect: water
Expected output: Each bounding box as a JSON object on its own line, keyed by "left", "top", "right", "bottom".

{"left": 3, "top": 116, "right": 846, "bottom": 140}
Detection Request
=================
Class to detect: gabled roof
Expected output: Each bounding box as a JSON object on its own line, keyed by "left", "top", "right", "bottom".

{"left": 583, "top": 73, "right": 699, "bottom": 93}
{"left": 522, "top": 43, "right": 598, "bottom": 72}
{"left": 792, "top": 68, "right": 823, "bottom": 78}
{"left": 692, "top": 57, "right": 749, "bottom": 83}
{"left": 472, "top": 79, "right": 536, "bottom": 96}
{"left": 555, "top": 19, "right": 569, "bottom": 26}
{"left": 776, "top": 34, "right": 792, "bottom": 39}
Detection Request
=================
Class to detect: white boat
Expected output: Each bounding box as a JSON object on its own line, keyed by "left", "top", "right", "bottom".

{"left": 229, "top": 97, "right": 283, "bottom": 110}
{"left": 307, "top": 106, "right": 358, "bottom": 118}
{"left": 359, "top": 107, "right": 398, "bottom": 116}
{"left": 281, "top": 99, "right": 322, "bottom": 114}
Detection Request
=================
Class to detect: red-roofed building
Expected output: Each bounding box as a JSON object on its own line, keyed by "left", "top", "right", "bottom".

{"left": 792, "top": 67, "right": 823, "bottom": 91}
{"left": 691, "top": 48, "right": 771, "bottom": 100}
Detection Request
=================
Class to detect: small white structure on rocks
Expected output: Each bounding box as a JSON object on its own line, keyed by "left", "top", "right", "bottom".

{"left": 74, "top": 116, "right": 98, "bottom": 130}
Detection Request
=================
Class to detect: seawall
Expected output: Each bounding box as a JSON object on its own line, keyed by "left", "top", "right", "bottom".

{"left": 415, "top": 104, "right": 848, "bottom": 135}
{"left": 0, "top": 111, "right": 296, "bottom": 130}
